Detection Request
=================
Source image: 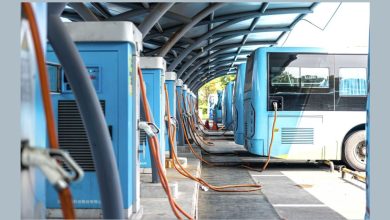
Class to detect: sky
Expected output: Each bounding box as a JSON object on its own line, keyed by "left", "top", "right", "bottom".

{"left": 279, "top": 2, "right": 370, "bottom": 53}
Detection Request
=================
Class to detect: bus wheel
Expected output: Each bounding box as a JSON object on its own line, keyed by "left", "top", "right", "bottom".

{"left": 343, "top": 130, "right": 366, "bottom": 172}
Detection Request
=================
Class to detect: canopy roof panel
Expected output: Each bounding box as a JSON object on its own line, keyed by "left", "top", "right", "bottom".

{"left": 61, "top": 2, "right": 321, "bottom": 90}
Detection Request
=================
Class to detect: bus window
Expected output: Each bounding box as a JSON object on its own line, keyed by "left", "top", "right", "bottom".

{"left": 244, "top": 54, "right": 254, "bottom": 92}
{"left": 270, "top": 67, "right": 299, "bottom": 87}
{"left": 268, "top": 53, "right": 334, "bottom": 111}
{"left": 301, "top": 67, "right": 329, "bottom": 88}
{"left": 339, "top": 68, "right": 367, "bottom": 96}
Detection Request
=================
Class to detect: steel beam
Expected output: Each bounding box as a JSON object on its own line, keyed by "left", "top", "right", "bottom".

{"left": 210, "top": 26, "right": 290, "bottom": 39}
{"left": 180, "top": 38, "right": 277, "bottom": 81}
{"left": 186, "top": 62, "right": 239, "bottom": 84}
{"left": 61, "top": 11, "right": 83, "bottom": 21}
{"left": 105, "top": 9, "right": 148, "bottom": 21}
{"left": 142, "top": 2, "right": 150, "bottom": 9}
{"left": 115, "top": 2, "right": 192, "bottom": 23}
{"left": 138, "top": 3, "right": 174, "bottom": 38}
{"left": 90, "top": 3, "right": 111, "bottom": 18}
{"left": 192, "top": 70, "right": 238, "bottom": 90}
{"left": 197, "top": 7, "right": 313, "bottom": 26}
{"left": 211, "top": 40, "right": 278, "bottom": 51}
{"left": 145, "top": 7, "right": 313, "bottom": 41}
{"left": 68, "top": 3, "right": 99, "bottom": 21}
{"left": 192, "top": 60, "right": 244, "bottom": 76}
{"left": 167, "top": 6, "right": 302, "bottom": 73}
{"left": 191, "top": 3, "right": 320, "bottom": 91}
{"left": 185, "top": 50, "right": 247, "bottom": 85}
{"left": 192, "top": 70, "right": 237, "bottom": 90}
{"left": 194, "top": 58, "right": 247, "bottom": 75}
{"left": 144, "top": 45, "right": 198, "bottom": 57}
{"left": 158, "top": 3, "right": 226, "bottom": 57}
{"left": 167, "top": 12, "right": 263, "bottom": 72}
{"left": 228, "top": 3, "right": 268, "bottom": 70}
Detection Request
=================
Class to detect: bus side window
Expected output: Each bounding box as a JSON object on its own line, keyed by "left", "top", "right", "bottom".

{"left": 339, "top": 68, "right": 367, "bottom": 96}
{"left": 301, "top": 67, "right": 330, "bottom": 88}
{"left": 271, "top": 67, "right": 300, "bottom": 87}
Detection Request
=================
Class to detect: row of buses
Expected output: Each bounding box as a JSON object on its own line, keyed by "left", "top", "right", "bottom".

{"left": 217, "top": 47, "right": 367, "bottom": 171}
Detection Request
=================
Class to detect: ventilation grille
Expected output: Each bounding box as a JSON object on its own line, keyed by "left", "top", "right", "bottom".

{"left": 58, "top": 100, "right": 105, "bottom": 171}
{"left": 281, "top": 128, "right": 314, "bottom": 144}
{"left": 139, "top": 109, "right": 147, "bottom": 145}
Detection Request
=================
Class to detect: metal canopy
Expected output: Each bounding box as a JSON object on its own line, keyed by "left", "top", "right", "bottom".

{"left": 62, "top": 2, "right": 319, "bottom": 90}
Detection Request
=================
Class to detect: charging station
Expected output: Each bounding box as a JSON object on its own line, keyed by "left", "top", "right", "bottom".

{"left": 189, "top": 91, "right": 196, "bottom": 117}
{"left": 175, "top": 80, "right": 185, "bottom": 146}
{"left": 181, "top": 84, "right": 193, "bottom": 140}
{"left": 46, "top": 21, "right": 142, "bottom": 218}
{"left": 165, "top": 72, "right": 177, "bottom": 153}
{"left": 139, "top": 57, "right": 166, "bottom": 170}
{"left": 20, "top": 4, "right": 47, "bottom": 218}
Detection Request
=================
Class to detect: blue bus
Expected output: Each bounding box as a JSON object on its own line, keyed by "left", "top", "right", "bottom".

{"left": 233, "top": 63, "right": 247, "bottom": 145}
{"left": 244, "top": 47, "right": 367, "bottom": 171}
{"left": 222, "top": 82, "right": 234, "bottom": 130}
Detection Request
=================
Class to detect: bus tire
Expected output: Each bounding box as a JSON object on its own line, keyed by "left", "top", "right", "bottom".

{"left": 343, "top": 130, "right": 366, "bottom": 172}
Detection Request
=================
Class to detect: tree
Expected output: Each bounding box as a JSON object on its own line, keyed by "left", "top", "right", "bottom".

{"left": 197, "top": 74, "right": 236, "bottom": 119}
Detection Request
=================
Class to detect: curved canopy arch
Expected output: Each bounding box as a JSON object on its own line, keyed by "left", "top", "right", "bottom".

{"left": 62, "top": 2, "right": 320, "bottom": 90}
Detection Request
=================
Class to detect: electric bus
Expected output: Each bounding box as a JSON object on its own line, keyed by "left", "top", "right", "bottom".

{"left": 233, "top": 63, "right": 247, "bottom": 145}
{"left": 244, "top": 47, "right": 367, "bottom": 171}
{"left": 207, "top": 94, "right": 217, "bottom": 120}
{"left": 222, "top": 82, "right": 234, "bottom": 130}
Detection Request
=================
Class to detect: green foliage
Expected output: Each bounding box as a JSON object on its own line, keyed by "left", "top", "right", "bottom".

{"left": 197, "top": 74, "right": 236, "bottom": 119}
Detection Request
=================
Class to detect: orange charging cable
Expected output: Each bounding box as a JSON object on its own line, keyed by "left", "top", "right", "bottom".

{"left": 138, "top": 67, "right": 193, "bottom": 220}
{"left": 167, "top": 85, "right": 262, "bottom": 192}
{"left": 22, "top": 2, "right": 75, "bottom": 219}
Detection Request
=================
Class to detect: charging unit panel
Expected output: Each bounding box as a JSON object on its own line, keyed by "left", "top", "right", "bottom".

{"left": 139, "top": 57, "right": 166, "bottom": 169}
{"left": 165, "top": 72, "right": 177, "bottom": 152}
{"left": 46, "top": 43, "right": 136, "bottom": 211}
{"left": 233, "top": 63, "right": 246, "bottom": 145}
{"left": 20, "top": 4, "right": 47, "bottom": 218}
{"left": 45, "top": 22, "right": 141, "bottom": 217}
{"left": 181, "top": 86, "right": 192, "bottom": 140}
{"left": 222, "top": 82, "right": 234, "bottom": 130}
{"left": 176, "top": 81, "right": 185, "bottom": 146}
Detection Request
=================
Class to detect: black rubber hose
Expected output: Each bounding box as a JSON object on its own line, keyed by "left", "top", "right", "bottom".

{"left": 47, "top": 3, "right": 124, "bottom": 219}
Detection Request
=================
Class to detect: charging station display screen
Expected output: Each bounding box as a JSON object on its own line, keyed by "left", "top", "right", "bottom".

{"left": 63, "top": 66, "right": 101, "bottom": 92}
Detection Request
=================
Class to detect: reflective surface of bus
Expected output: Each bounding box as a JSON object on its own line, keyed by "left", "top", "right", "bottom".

{"left": 244, "top": 47, "right": 367, "bottom": 171}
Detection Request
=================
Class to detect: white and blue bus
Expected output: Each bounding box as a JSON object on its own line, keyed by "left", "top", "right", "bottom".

{"left": 244, "top": 47, "right": 367, "bottom": 171}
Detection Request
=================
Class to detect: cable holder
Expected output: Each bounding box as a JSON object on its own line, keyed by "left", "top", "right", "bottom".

{"left": 165, "top": 116, "right": 178, "bottom": 126}
{"left": 21, "top": 140, "right": 84, "bottom": 191}
{"left": 139, "top": 121, "right": 160, "bottom": 137}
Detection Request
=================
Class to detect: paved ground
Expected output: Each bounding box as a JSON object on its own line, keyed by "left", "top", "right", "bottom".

{"left": 198, "top": 166, "right": 280, "bottom": 220}
{"left": 249, "top": 164, "right": 365, "bottom": 220}
{"left": 139, "top": 152, "right": 200, "bottom": 220}
{"left": 196, "top": 141, "right": 366, "bottom": 220}
{"left": 137, "top": 139, "right": 366, "bottom": 220}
